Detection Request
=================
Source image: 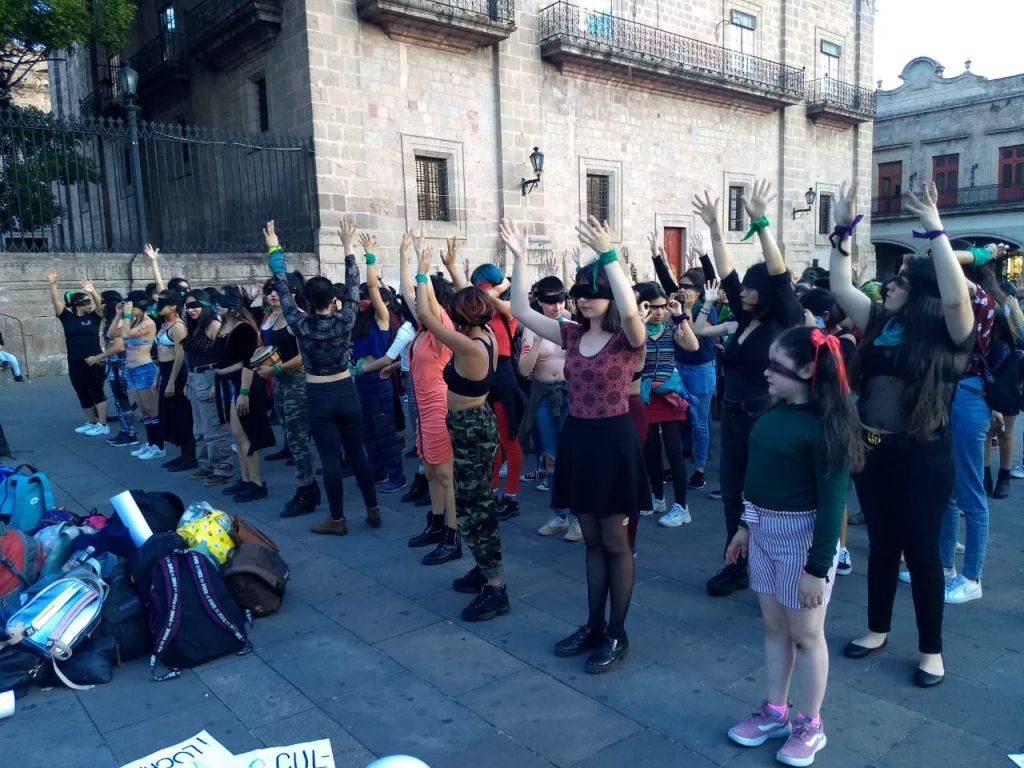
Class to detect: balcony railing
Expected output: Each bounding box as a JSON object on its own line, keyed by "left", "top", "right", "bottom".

{"left": 130, "top": 30, "right": 187, "bottom": 83}
{"left": 806, "top": 77, "right": 876, "bottom": 123}
{"left": 872, "top": 183, "right": 1024, "bottom": 218}
{"left": 538, "top": 1, "right": 804, "bottom": 108}
{"left": 356, "top": 0, "right": 516, "bottom": 51}
{"left": 78, "top": 65, "right": 124, "bottom": 117}
{"left": 186, "top": 0, "right": 282, "bottom": 67}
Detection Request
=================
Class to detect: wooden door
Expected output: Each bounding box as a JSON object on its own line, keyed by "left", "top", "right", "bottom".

{"left": 998, "top": 144, "right": 1024, "bottom": 203}
{"left": 932, "top": 154, "right": 959, "bottom": 208}
{"left": 877, "top": 161, "right": 902, "bottom": 214}
{"left": 663, "top": 227, "right": 685, "bottom": 282}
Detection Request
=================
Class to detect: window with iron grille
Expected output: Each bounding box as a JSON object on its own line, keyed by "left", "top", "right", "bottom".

{"left": 818, "top": 193, "right": 832, "bottom": 235}
{"left": 728, "top": 185, "right": 745, "bottom": 232}
{"left": 586, "top": 174, "right": 611, "bottom": 224}
{"left": 416, "top": 156, "right": 450, "bottom": 222}
{"left": 254, "top": 77, "right": 269, "bottom": 132}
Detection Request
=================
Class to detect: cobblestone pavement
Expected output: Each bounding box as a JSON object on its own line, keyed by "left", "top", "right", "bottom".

{"left": 1, "top": 378, "right": 1022, "bottom": 768}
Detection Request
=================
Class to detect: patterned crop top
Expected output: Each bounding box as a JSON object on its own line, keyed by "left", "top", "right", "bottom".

{"left": 560, "top": 322, "right": 644, "bottom": 419}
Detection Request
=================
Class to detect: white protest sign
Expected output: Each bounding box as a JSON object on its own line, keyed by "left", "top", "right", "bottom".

{"left": 119, "top": 730, "right": 236, "bottom": 768}
{"left": 230, "top": 739, "right": 335, "bottom": 768}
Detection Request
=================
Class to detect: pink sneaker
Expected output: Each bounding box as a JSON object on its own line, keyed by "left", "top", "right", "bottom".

{"left": 776, "top": 714, "right": 827, "bottom": 766}
{"left": 727, "top": 701, "right": 791, "bottom": 747}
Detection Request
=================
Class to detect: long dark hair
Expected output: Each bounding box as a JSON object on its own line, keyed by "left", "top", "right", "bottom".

{"left": 218, "top": 286, "right": 258, "bottom": 331}
{"left": 352, "top": 283, "right": 377, "bottom": 340}
{"left": 850, "top": 256, "right": 968, "bottom": 439}
{"left": 774, "top": 326, "right": 865, "bottom": 474}
{"left": 450, "top": 286, "right": 493, "bottom": 329}
{"left": 185, "top": 289, "right": 217, "bottom": 338}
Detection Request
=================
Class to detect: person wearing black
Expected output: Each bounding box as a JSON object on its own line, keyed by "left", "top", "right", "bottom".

{"left": 45, "top": 267, "right": 108, "bottom": 434}
{"left": 692, "top": 180, "right": 803, "bottom": 597}
{"left": 265, "top": 219, "right": 381, "bottom": 535}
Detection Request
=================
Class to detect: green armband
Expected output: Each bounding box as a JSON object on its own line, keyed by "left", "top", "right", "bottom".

{"left": 272, "top": 363, "right": 283, "bottom": 377}
{"left": 741, "top": 216, "right": 770, "bottom": 242}
{"left": 415, "top": 273, "right": 429, "bottom": 285}
{"left": 364, "top": 252, "right": 377, "bottom": 265}
{"left": 239, "top": 387, "right": 251, "bottom": 396}
{"left": 597, "top": 249, "right": 618, "bottom": 266}
{"left": 122, "top": 313, "right": 133, "bottom": 320}
{"left": 267, "top": 244, "right": 282, "bottom": 255}
{"left": 969, "top": 247, "right": 993, "bottom": 267}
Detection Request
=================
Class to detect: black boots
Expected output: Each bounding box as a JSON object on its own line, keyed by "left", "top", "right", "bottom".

{"left": 422, "top": 527, "right": 462, "bottom": 565}
{"left": 401, "top": 473, "right": 429, "bottom": 504}
{"left": 993, "top": 468, "right": 1010, "bottom": 499}
{"left": 495, "top": 495, "right": 519, "bottom": 521}
{"left": 984, "top": 466, "right": 994, "bottom": 497}
{"left": 266, "top": 444, "right": 292, "bottom": 462}
{"left": 706, "top": 560, "right": 750, "bottom": 597}
{"left": 408, "top": 512, "right": 445, "bottom": 548}
{"left": 461, "top": 584, "right": 510, "bottom": 622}
{"left": 280, "top": 482, "right": 322, "bottom": 518}
{"left": 453, "top": 565, "right": 486, "bottom": 594}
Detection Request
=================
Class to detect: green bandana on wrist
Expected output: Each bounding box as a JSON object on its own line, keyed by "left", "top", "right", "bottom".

{"left": 741, "top": 216, "right": 770, "bottom": 242}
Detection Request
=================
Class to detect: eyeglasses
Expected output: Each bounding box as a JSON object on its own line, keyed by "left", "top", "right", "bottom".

{"left": 647, "top": 303, "right": 669, "bottom": 310}
{"left": 766, "top": 360, "right": 808, "bottom": 382}
{"left": 678, "top": 283, "right": 696, "bottom": 290}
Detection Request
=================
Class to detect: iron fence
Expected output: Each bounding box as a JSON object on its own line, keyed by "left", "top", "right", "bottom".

{"left": 872, "top": 183, "right": 1024, "bottom": 218}
{"left": 538, "top": 1, "right": 805, "bottom": 100}
{"left": 806, "top": 77, "right": 876, "bottom": 117}
{"left": 379, "top": 0, "right": 516, "bottom": 25}
{"left": 0, "top": 107, "right": 318, "bottom": 253}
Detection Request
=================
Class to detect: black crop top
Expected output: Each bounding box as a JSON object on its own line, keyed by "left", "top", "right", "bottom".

{"left": 266, "top": 324, "right": 300, "bottom": 362}
{"left": 443, "top": 337, "right": 495, "bottom": 397}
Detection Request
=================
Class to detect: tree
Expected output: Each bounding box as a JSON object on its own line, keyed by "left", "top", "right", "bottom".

{"left": 0, "top": 0, "right": 136, "bottom": 106}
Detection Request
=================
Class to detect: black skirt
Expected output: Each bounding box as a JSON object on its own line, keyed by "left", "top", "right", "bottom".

{"left": 552, "top": 413, "right": 651, "bottom": 518}
{"left": 215, "top": 370, "right": 276, "bottom": 455}
{"left": 157, "top": 360, "right": 192, "bottom": 447}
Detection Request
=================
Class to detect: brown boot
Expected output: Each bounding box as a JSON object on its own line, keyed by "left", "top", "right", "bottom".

{"left": 311, "top": 516, "right": 348, "bottom": 536}
{"left": 366, "top": 506, "right": 382, "bottom": 528}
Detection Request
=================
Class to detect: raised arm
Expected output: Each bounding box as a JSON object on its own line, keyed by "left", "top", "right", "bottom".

{"left": 143, "top": 244, "right": 165, "bottom": 293}
{"left": 399, "top": 231, "right": 417, "bottom": 313}
{"left": 694, "top": 280, "right": 737, "bottom": 337}
{"left": 264, "top": 220, "right": 307, "bottom": 331}
{"left": 501, "top": 219, "right": 562, "bottom": 345}
{"left": 905, "top": 181, "right": 973, "bottom": 344}
{"left": 440, "top": 236, "right": 468, "bottom": 290}
{"left": 670, "top": 293, "right": 700, "bottom": 352}
{"left": 360, "top": 232, "right": 390, "bottom": 330}
{"left": 338, "top": 220, "right": 361, "bottom": 319}
{"left": 576, "top": 216, "right": 645, "bottom": 348}
{"left": 744, "top": 180, "right": 785, "bottom": 277}
{"left": 415, "top": 247, "right": 484, "bottom": 358}
{"left": 692, "top": 190, "right": 735, "bottom": 281}
{"left": 649, "top": 232, "right": 679, "bottom": 293}
{"left": 45, "top": 267, "right": 65, "bottom": 315}
{"left": 79, "top": 277, "right": 103, "bottom": 315}
{"left": 828, "top": 181, "right": 873, "bottom": 332}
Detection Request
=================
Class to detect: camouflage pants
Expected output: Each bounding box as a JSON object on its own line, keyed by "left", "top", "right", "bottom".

{"left": 447, "top": 404, "right": 502, "bottom": 578}
{"left": 274, "top": 368, "right": 314, "bottom": 486}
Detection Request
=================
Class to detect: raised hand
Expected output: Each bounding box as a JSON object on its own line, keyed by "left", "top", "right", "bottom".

{"left": 703, "top": 278, "right": 720, "bottom": 305}
{"left": 45, "top": 266, "right": 57, "bottom": 284}
{"left": 638, "top": 300, "right": 651, "bottom": 323}
{"left": 569, "top": 246, "right": 581, "bottom": 268}
{"left": 903, "top": 180, "right": 943, "bottom": 231}
{"left": 413, "top": 228, "right": 425, "bottom": 258}
{"left": 743, "top": 179, "right": 775, "bottom": 221}
{"left": 834, "top": 181, "right": 858, "bottom": 227}
{"left": 446, "top": 236, "right": 458, "bottom": 261}
{"left": 123, "top": 300, "right": 134, "bottom": 314}
{"left": 400, "top": 231, "right": 413, "bottom": 258}
{"left": 647, "top": 231, "right": 659, "bottom": 257}
{"left": 262, "top": 220, "right": 279, "bottom": 248}
{"left": 143, "top": 243, "right": 160, "bottom": 261}
{"left": 542, "top": 255, "right": 557, "bottom": 276}
{"left": 681, "top": 290, "right": 698, "bottom": 312}
{"left": 498, "top": 219, "right": 529, "bottom": 261}
{"left": 691, "top": 191, "right": 720, "bottom": 227}
{"left": 418, "top": 245, "right": 433, "bottom": 276}
{"left": 692, "top": 231, "right": 706, "bottom": 255}
{"left": 576, "top": 216, "right": 613, "bottom": 254}
{"left": 667, "top": 298, "right": 683, "bottom": 317}
{"left": 359, "top": 232, "right": 377, "bottom": 255}
{"left": 339, "top": 220, "right": 358, "bottom": 253}
{"left": 80, "top": 278, "right": 95, "bottom": 293}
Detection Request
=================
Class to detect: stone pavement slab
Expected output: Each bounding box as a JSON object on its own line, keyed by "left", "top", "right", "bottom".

{"left": 1, "top": 377, "right": 1022, "bottom": 768}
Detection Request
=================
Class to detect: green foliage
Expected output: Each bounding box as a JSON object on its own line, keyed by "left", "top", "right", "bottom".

{"left": 0, "top": 106, "right": 103, "bottom": 232}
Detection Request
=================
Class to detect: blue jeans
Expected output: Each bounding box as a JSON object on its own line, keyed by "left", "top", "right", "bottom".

{"left": 536, "top": 388, "right": 570, "bottom": 517}
{"left": 679, "top": 361, "right": 716, "bottom": 468}
{"left": 939, "top": 378, "right": 991, "bottom": 580}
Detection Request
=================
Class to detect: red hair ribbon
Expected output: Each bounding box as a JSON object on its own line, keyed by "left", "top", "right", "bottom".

{"left": 810, "top": 328, "right": 851, "bottom": 394}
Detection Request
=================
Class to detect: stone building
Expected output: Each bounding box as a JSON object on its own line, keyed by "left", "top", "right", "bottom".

{"left": 8, "top": 55, "right": 51, "bottom": 112}
{"left": 49, "top": 0, "right": 876, "bottom": 282}
{"left": 871, "top": 57, "right": 1024, "bottom": 277}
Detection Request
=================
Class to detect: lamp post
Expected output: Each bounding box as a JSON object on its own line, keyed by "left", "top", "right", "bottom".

{"left": 792, "top": 187, "right": 817, "bottom": 219}
{"left": 521, "top": 147, "right": 544, "bottom": 196}
{"left": 118, "top": 64, "right": 148, "bottom": 249}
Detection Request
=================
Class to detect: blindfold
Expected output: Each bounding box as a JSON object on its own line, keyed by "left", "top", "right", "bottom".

{"left": 569, "top": 283, "right": 614, "bottom": 300}
{"left": 156, "top": 297, "right": 180, "bottom": 311}
{"left": 537, "top": 292, "right": 566, "bottom": 304}
{"left": 217, "top": 294, "right": 244, "bottom": 310}
{"left": 185, "top": 300, "right": 212, "bottom": 309}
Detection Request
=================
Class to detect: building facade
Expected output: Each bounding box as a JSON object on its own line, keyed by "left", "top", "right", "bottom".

{"left": 52, "top": 0, "right": 876, "bottom": 280}
{"left": 871, "top": 57, "right": 1024, "bottom": 277}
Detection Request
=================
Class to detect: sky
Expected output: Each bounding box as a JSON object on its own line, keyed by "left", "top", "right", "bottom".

{"left": 873, "top": 0, "right": 1021, "bottom": 89}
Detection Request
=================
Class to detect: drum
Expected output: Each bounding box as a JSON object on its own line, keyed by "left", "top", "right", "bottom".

{"left": 250, "top": 345, "right": 281, "bottom": 369}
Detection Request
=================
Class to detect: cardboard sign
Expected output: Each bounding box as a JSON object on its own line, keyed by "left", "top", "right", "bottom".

{"left": 230, "top": 739, "right": 335, "bottom": 768}
{"left": 119, "top": 730, "right": 236, "bottom": 768}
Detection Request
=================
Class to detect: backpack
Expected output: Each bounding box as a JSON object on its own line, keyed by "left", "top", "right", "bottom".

{"left": 126, "top": 490, "right": 185, "bottom": 534}
{"left": 0, "top": 567, "right": 107, "bottom": 690}
{"left": 0, "top": 525, "right": 44, "bottom": 620}
{"left": 146, "top": 549, "right": 251, "bottom": 681}
{"left": 0, "top": 464, "right": 57, "bottom": 532}
{"left": 224, "top": 543, "right": 289, "bottom": 618}
{"left": 982, "top": 344, "right": 1024, "bottom": 416}
{"left": 96, "top": 559, "right": 151, "bottom": 663}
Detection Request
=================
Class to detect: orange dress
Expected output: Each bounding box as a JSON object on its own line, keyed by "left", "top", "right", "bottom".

{"left": 410, "top": 309, "right": 454, "bottom": 464}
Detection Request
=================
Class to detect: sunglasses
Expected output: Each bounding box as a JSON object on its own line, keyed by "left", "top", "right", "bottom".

{"left": 647, "top": 303, "right": 669, "bottom": 310}
{"left": 678, "top": 283, "right": 696, "bottom": 290}
{"left": 891, "top": 274, "right": 911, "bottom": 290}
{"left": 766, "top": 360, "right": 809, "bottom": 382}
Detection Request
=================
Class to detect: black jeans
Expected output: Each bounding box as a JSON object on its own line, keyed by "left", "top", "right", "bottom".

{"left": 853, "top": 435, "right": 952, "bottom": 655}
{"left": 718, "top": 398, "right": 770, "bottom": 552}
{"left": 643, "top": 420, "right": 688, "bottom": 506}
{"left": 305, "top": 377, "right": 377, "bottom": 519}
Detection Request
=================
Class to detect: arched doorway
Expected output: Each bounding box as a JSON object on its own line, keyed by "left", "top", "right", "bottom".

{"left": 872, "top": 240, "right": 914, "bottom": 279}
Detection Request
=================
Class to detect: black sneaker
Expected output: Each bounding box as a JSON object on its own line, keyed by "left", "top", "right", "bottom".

{"left": 266, "top": 446, "right": 292, "bottom": 462}
{"left": 687, "top": 470, "right": 706, "bottom": 490}
{"left": 461, "top": 584, "right": 510, "bottom": 622}
{"left": 234, "top": 481, "right": 268, "bottom": 502}
{"left": 221, "top": 479, "right": 246, "bottom": 495}
{"left": 705, "top": 562, "right": 749, "bottom": 597}
{"left": 107, "top": 432, "right": 139, "bottom": 447}
{"left": 14, "top": 375, "right": 27, "bottom": 382}
{"left": 453, "top": 565, "right": 486, "bottom": 594}
{"left": 168, "top": 458, "right": 199, "bottom": 472}
{"left": 161, "top": 456, "right": 184, "bottom": 470}
{"left": 494, "top": 496, "right": 519, "bottom": 521}
{"left": 993, "top": 473, "right": 1010, "bottom": 500}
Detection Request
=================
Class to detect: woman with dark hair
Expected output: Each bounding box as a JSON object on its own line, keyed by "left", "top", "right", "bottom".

{"left": 724, "top": 326, "right": 864, "bottom": 765}
{"left": 45, "top": 267, "right": 108, "bottom": 434}
{"left": 85, "top": 290, "right": 137, "bottom": 446}
{"left": 114, "top": 290, "right": 162, "bottom": 458}
{"left": 692, "top": 180, "right": 804, "bottom": 597}
{"left": 182, "top": 289, "right": 234, "bottom": 486}
{"left": 266, "top": 220, "right": 380, "bottom": 534}
{"left": 212, "top": 285, "right": 275, "bottom": 501}
{"left": 505, "top": 217, "right": 648, "bottom": 673}
{"left": 256, "top": 273, "right": 321, "bottom": 517}
{"left": 830, "top": 181, "right": 975, "bottom": 687}
{"left": 984, "top": 283, "right": 1024, "bottom": 498}
{"left": 155, "top": 290, "right": 196, "bottom": 471}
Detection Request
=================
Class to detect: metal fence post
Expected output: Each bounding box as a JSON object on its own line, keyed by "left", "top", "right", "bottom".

{"left": 126, "top": 101, "right": 148, "bottom": 249}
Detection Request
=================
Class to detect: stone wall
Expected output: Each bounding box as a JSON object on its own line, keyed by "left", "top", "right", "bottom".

{"left": 0, "top": 251, "right": 318, "bottom": 380}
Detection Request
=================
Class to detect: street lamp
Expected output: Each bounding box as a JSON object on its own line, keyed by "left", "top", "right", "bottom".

{"left": 521, "top": 147, "right": 544, "bottom": 196}
{"left": 119, "top": 63, "right": 148, "bottom": 249}
{"left": 792, "top": 187, "right": 817, "bottom": 219}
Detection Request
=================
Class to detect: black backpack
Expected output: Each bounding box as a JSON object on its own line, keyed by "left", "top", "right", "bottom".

{"left": 145, "top": 549, "right": 251, "bottom": 681}
{"left": 96, "top": 559, "right": 151, "bottom": 663}
{"left": 127, "top": 490, "right": 185, "bottom": 534}
{"left": 982, "top": 344, "right": 1024, "bottom": 416}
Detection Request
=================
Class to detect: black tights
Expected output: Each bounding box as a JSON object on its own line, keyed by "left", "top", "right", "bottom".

{"left": 579, "top": 513, "right": 634, "bottom": 640}
{"left": 643, "top": 421, "right": 688, "bottom": 505}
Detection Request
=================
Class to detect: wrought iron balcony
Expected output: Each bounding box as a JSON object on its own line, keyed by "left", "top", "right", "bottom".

{"left": 78, "top": 66, "right": 124, "bottom": 117}
{"left": 872, "top": 183, "right": 1024, "bottom": 220}
{"left": 806, "top": 78, "right": 875, "bottom": 124}
{"left": 357, "top": 0, "right": 515, "bottom": 52}
{"left": 186, "top": 0, "right": 282, "bottom": 69}
{"left": 538, "top": 1, "right": 804, "bottom": 109}
{"left": 129, "top": 31, "right": 188, "bottom": 96}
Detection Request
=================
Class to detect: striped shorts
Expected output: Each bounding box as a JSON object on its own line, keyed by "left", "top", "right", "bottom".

{"left": 743, "top": 500, "right": 838, "bottom": 610}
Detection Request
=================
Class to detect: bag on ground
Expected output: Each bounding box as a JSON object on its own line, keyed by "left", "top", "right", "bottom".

{"left": 0, "top": 525, "right": 44, "bottom": 621}
{"left": 123, "top": 490, "right": 185, "bottom": 534}
{"left": 0, "top": 465, "right": 57, "bottom": 532}
{"left": 232, "top": 515, "right": 279, "bottom": 551}
{"left": 224, "top": 543, "right": 289, "bottom": 618}
{"left": 96, "top": 559, "right": 151, "bottom": 662}
{"left": 176, "top": 511, "right": 235, "bottom": 565}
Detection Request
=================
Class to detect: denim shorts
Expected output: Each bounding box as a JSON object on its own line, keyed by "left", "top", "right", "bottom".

{"left": 126, "top": 362, "right": 158, "bottom": 390}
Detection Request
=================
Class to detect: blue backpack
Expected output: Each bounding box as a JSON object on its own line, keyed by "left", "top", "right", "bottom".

{"left": 0, "top": 465, "right": 57, "bottom": 532}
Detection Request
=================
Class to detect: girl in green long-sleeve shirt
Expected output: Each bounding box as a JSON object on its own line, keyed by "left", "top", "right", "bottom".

{"left": 723, "top": 325, "right": 865, "bottom": 767}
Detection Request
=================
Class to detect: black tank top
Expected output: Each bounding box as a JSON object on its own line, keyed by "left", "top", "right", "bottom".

{"left": 443, "top": 337, "right": 495, "bottom": 397}
{"left": 266, "top": 325, "right": 299, "bottom": 362}
{"left": 183, "top": 328, "right": 215, "bottom": 371}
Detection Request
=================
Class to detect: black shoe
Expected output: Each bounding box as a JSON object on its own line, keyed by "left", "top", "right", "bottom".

{"left": 107, "top": 432, "right": 139, "bottom": 447}
{"left": 401, "top": 473, "right": 429, "bottom": 503}
{"left": 280, "top": 482, "right": 321, "bottom": 517}
{"left": 408, "top": 512, "right": 445, "bottom": 548}
{"left": 585, "top": 634, "right": 629, "bottom": 674}
{"left": 221, "top": 479, "right": 246, "bottom": 495}
{"left": 14, "top": 375, "right": 26, "bottom": 382}
{"left": 162, "top": 456, "right": 185, "bottom": 470}
{"left": 422, "top": 527, "right": 462, "bottom": 565}
{"left": 983, "top": 467, "right": 994, "bottom": 497}
{"left": 414, "top": 495, "right": 433, "bottom": 507}
{"left": 554, "top": 625, "right": 606, "bottom": 657}
{"left": 461, "top": 584, "right": 510, "bottom": 622}
{"left": 168, "top": 458, "right": 199, "bottom": 473}
{"left": 266, "top": 446, "right": 292, "bottom": 462}
{"left": 705, "top": 562, "right": 749, "bottom": 597}
{"left": 404, "top": 446, "right": 418, "bottom": 459}
{"left": 843, "top": 637, "right": 888, "bottom": 659}
{"left": 234, "top": 481, "right": 268, "bottom": 502}
{"left": 913, "top": 666, "right": 944, "bottom": 688}
{"left": 687, "top": 470, "right": 706, "bottom": 490}
{"left": 453, "top": 565, "right": 486, "bottom": 594}
{"left": 494, "top": 495, "right": 519, "bottom": 521}
{"left": 993, "top": 469, "right": 1010, "bottom": 499}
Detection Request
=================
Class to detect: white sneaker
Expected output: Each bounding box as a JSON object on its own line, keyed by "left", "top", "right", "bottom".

{"left": 131, "top": 443, "right": 152, "bottom": 457}
{"left": 944, "top": 575, "right": 982, "bottom": 604}
{"left": 899, "top": 565, "right": 957, "bottom": 585}
{"left": 658, "top": 503, "right": 691, "bottom": 527}
{"left": 955, "top": 541, "right": 965, "bottom": 554}
{"left": 564, "top": 517, "right": 583, "bottom": 542}
{"left": 652, "top": 496, "right": 667, "bottom": 514}
{"left": 75, "top": 422, "right": 96, "bottom": 433}
{"left": 836, "top": 547, "right": 852, "bottom": 575}
{"left": 639, "top": 506, "right": 654, "bottom": 517}
{"left": 538, "top": 515, "right": 569, "bottom": 536}
{"left": 498, "top": 461, "right": 508, "bottom": 479}
{"left": 85, "top": 423, "right": 110, "bottom": 436}
{"left": 1011, "top": 464, "right": 1024, "bottom": 479}
{"left": 139, "top": 445, "right": 167, "bottom": 460}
